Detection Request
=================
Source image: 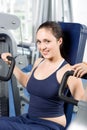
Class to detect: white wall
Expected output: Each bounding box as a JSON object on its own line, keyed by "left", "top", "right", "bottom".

{"left": 71, "top": 0, "right": 87, "bottom": 62}
{"left": 72, "top": 0, "right": 87, "bottom": 26}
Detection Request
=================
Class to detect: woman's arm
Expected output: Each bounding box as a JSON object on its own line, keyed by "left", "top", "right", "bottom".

{"left": 67, "top": 76, "right": 85, "bottom": 101}
{"left": 1, "top": 52, "right": 29, "bottom": 87}
{"left": 13, "top": 66, "right": 29, "bottom": 87}
{"left": 57, "top": 64, "right": 85, "bottom": 101}
{"left": 13, "top": 57, "right": 43, "bottom": 87}
{"left": 1, "top": 52, "right": 43, "bottom": 87}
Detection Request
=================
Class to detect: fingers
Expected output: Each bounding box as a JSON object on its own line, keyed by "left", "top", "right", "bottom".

{"left": 72, "top": 63, "right": 87, "bottom": 78}
{"left": 74, "top": 68, "right": 86, "bottom": 77}
{"left": 73, "top": 68, "right": 81, "bottom": 77}
{"left": 1, "top": 52, "right": 12, "bottom": 64}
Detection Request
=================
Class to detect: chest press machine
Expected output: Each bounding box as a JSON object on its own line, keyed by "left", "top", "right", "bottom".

{"left": 58, "top": 22, "right": 87, "bottom": 130}
{"left": 0, "top": 13, "right": 32, "bottom": 117}
{"left": 0, "top": 55, "right": 15, "bottom": 116}
{"left": 0, "top": 13, "right": 20, "bottom": 116}
{"left": 58, "top": 70, "right": 87, "bottom": 130}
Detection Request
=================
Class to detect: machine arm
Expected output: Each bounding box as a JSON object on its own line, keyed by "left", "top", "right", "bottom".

{"left": 58, "top": 70, "right": 87, "bottom": 106}
{"left": 0, "top": 54, "right": 15, "bottom": 81}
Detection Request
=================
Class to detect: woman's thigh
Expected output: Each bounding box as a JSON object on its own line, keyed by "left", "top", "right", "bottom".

{"left": 0, "top": 120, "right": 50, "bottom": 130}
{"left": 0, "top": 115, "right": 63, "bottom": 130}
{"left": 0, "top": 116, "right": 50, "bottom": 130}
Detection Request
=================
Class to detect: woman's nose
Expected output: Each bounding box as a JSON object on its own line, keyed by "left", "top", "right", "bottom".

{"left": 40, "top": 43, "right": 47, "bottom": 50}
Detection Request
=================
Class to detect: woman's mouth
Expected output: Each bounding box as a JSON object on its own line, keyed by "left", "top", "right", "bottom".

{"left": 42, "top": 51, "right": 49, "bottom": 55}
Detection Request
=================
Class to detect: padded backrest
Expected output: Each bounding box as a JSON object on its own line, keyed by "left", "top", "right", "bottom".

{"left": 58, "top": 22, "right": 87, "bottom": 129}
{"left": 59, "top": 22, "right": 87, "bottom": 65}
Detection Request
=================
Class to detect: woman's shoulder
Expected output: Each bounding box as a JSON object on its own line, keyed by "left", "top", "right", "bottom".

{"left": 56, "top": 61, "right": 72, "bottom": 82}
{"left": 61, "top": 60, "right": 72, "bottom": 71}
{"left": 33, "top": 57, "right": 44, "bottom": 68}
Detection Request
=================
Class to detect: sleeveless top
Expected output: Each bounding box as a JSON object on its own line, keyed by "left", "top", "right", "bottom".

{"left": 26, "top": 60, "right": 68, "bottom": 118}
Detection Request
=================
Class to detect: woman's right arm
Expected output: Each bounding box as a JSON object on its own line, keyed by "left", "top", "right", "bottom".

{"left": 12, "top": 57, "right": 43, "bottom": 87}
{"left": 1, "top": 52, "right": 29, "bottom": 87}
{"left": 1, "top": 52, "right": 43, "bottom": 87}
{"left": 13, "top": 66, "right": 29, "bottom": 87}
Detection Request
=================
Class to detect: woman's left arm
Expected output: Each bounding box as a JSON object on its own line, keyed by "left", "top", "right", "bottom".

{"left": 67, "top": 76, "right": 85, "bottom": 101}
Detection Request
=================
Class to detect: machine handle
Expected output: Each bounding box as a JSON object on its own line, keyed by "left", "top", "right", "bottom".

{"left": 58, "top": 71, "right": 78, "bottom": 106}
{"left": 0, "top": 54, "right": 15, "bottom": 81}
{"left": 58, "top": 70, "right": 87, "bottom": 106}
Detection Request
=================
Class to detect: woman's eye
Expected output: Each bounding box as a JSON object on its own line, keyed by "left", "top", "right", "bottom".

{"left": 45, "top": 40, "right": 50, "bottom": 44}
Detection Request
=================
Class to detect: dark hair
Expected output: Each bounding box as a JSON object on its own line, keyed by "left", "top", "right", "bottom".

{"left": 37, "top": 21, "right": 63, "bottom": 40}
{"left": 37, "top": 21, "right": 67, "bottom": 59}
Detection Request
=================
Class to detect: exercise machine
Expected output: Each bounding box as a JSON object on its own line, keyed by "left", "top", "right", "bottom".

{"left": 58, "top": 70, "right": 87, "bottom": 130}
{"left": 58, "top": 22, "right": 87, "bottom": 128}
{"left": 0, "top": 13, "right": 34, "bottom": 116}
{"left": 0, "top": 55, "right": 15, "bottom": 116}
{"left": 0, "top": 12, "right": 20, "bottom": 116}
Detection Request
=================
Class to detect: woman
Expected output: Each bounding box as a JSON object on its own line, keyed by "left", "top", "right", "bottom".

{"left": 0, "top": 21, "right": 85, "bottom": 130}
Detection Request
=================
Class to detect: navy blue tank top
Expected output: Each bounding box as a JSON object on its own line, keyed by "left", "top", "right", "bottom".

{"left": 26, "top": 60, "right": 68, "bottom": 118}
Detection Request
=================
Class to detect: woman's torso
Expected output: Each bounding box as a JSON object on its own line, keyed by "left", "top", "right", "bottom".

{"left": 26, "top": 59, "right": 70, "bottom": 127}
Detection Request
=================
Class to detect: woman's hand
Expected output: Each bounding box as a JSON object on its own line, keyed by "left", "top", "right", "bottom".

{"left": 1, "top": 52, "right": 12, "bottom": 65}
{"left": 72, "top": 62, "right": 87, "bottom": 78}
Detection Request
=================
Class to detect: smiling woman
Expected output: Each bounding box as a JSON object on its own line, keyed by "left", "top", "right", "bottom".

{"left": 0, "top": 21, "right": 86, "bottom": 130}
{"left": 36, "top": 21, "right": 63, "bottom": 59}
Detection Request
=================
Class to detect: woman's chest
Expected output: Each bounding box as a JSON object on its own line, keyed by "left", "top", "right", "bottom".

{"left": 27, "top": 73, "right": 60, "bottom": 99}
{"left": 34, "top": 65, "right": 59, "bottom": 80}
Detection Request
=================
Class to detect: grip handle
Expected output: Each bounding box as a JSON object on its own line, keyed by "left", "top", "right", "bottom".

{"left": 58, "top": 71, "right": 78, "bottom": 106}
{"left": 0, "top": 54, "right": 15, "bottom": 81}
{"left": 58, "top": 70, "right": 87, "bottom": 105}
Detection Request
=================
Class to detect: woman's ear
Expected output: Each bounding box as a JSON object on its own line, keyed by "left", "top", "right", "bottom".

{"left": 58, "top": 37, "right": 63, "bottom": 45}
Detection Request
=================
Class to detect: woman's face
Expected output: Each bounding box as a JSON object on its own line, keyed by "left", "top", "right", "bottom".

{"left": 36, "top": 28, "right": 62, "bottom": 59}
